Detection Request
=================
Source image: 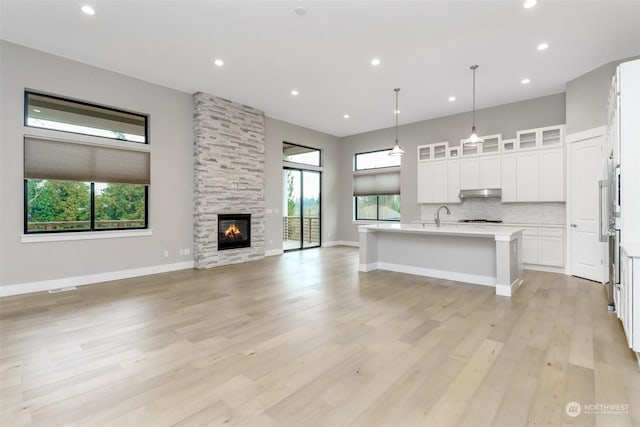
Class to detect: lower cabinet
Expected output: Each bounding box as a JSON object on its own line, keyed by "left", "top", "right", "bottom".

{"left": 618, "top": 249, "right": 639, "bottom": 352}
{"left": 521, "top": 227, "right": 565, "bottom": 267}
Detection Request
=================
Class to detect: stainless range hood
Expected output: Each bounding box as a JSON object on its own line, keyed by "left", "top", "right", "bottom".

{"left": 459, "top": 189, "right": 502, "bottom": 200}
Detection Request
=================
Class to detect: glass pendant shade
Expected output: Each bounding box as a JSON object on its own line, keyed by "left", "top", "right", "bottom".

{"left": 465, "top": 65, "right": 484, "bottom": 146}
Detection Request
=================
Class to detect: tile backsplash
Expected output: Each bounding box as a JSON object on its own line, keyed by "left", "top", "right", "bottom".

{"left": 420, "top": 200, "right": 565, "bottom": 225}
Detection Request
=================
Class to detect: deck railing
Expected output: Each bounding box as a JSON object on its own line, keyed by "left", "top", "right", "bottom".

{"left": 282, "top": 216, "right": 320, "bottom": 243}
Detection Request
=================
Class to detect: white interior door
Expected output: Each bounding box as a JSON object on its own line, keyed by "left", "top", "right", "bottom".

{"left": 570, "top": 135, "right": 607, "bottom": 282}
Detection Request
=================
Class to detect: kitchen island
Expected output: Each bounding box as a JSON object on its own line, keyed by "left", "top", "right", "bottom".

{"left": 359, "top": 223, "right": 524, "bottom": 297}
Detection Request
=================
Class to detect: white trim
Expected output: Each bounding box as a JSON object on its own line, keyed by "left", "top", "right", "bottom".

{"left": 496, "top": 278, "right": 524, "bottom": 297}
{"left": 21, "top": 229, "right": 152, "bottom": 243}
{"left": 0, "top": 261, "right": 194, "bottom": 297}
{"left": 565, "top": 126, "right": 607, "bottom": 144}
{"left": 324, "top": 240, "right": 360, "bottom": 248}
{"left": 523, "top": 263, "right": 567, "bottom": 274}
{"left": 362, "top": 261, "right": 496, "bottom": 287}
{"left": 265, "top": 248, "right": 284, "bottom": 257}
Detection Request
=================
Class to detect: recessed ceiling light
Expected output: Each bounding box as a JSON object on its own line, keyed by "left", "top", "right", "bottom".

{"left": 213, "top": 59, "right": 224, "bottom": 67}
{"left": 294, "top": 6, "right": 306, "bottom": 16}
{"left": 523, "top": 0, "right": 537, "bottom": 9}
{"left": 521, "top": 78, "right": 531, "bottom": 84}
{"left": 537, "top": 42, "right": 549, "bottom": 51}
{"left": 343, "top": 114, "right": 350, "bottom": 119}
{"left": 291, "top": 90, "right": 299, "bottom": 96}
{"left": 448, "top": 96, "right": 456, "bottom": 102}
{"left": 33, "top": 108, "right": 41, "bottom": 113}
{"left": 81, "top": 5, "right": 95, "bottom": 15}
{"left": 371, "top": 58, "right": 381, "bottom": 67}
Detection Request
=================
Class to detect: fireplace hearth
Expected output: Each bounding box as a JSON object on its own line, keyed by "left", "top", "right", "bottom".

{"left": 218, "top": 214, "right": 251, "bottom": 250}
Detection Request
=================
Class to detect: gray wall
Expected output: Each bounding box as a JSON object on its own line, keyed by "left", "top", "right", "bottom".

{"left": 337, "top": 93, "right": 567, "bottom": 243}
{"left": 264, "top": 118, "right": 340, "bottom": 252}
{"left": 566, "top": 56, "right": 640, "bottom": 135}
{"left": 0, "top": 41, "right": 194, "bottom": 286}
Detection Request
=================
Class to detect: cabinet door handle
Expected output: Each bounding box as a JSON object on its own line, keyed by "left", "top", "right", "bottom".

{"left": 571, "top": 224, "right": 577, "bottom": 228}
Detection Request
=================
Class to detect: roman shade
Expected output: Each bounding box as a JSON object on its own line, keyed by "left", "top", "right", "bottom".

{"left": 24, "top": 137, "right": 150, "bottom": 185}
{"left": 353, "top": 169, "right": 400, "bottom": 196}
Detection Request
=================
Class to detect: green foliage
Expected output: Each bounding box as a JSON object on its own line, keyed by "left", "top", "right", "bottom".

{"left": 26, "top": 179, "right": 145, "bottom": 231}
{"left": 27, "top": 180, "right": 90, "bottom": 223}
{"left": 95, "top": 184, "right": 145, "bottom": 221}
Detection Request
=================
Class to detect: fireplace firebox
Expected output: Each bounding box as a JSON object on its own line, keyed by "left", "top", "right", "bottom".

{"left": 218, "top": 214, "right": 251, "bottom": 250}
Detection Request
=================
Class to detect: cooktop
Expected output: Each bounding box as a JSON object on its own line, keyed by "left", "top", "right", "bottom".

{"left": 458, "top": 219, "right": 503, "bottom": 223}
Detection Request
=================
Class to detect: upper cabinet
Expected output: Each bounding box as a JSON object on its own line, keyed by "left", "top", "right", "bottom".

{"left": 517, "top": 125, "right": 565, "bottom": 150}
{"left": 417, "top": 125, "right": 566, "bottom": 204}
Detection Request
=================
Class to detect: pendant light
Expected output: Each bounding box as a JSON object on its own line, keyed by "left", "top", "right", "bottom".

{"left": 466, "top": 65, "right": 484, "bottom": 145}
{"left": 389, "top": 88, "right": 405, "bottom": 156}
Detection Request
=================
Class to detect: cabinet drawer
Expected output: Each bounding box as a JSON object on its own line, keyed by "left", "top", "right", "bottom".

{"left": 538, "top": 227, "right": 564, "bottom": 237}
{"left": 522, "top": 227, "right": 538, "bottom": 236}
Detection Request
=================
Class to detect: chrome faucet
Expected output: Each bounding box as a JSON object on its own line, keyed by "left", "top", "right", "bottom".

{"left": 434, "top": 205, "right": 451, "bottom": 227}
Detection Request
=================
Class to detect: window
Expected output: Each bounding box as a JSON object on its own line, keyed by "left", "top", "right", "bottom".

{"left": 23, "top": 93, "right": 150, "bottom": 234}
{"left": 25, "top": 180, "right": 147, "bottom": 232}
{"left": 353, "top": 149, "right": 401, "bottom": 221}
{"left": 355, "top": 149, "right": 401, "bottom": 170}
{"left": 283, "top": 142, "right": 321, "bottom": 167}
{"left": 355, "top": 195, "right": 401, "bottom": 221}
{"left": 25, "top": 92, "right": 147, "bottom": 143}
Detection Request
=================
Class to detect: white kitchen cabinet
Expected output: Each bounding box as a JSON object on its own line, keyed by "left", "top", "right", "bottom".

{"left": 460, "top": 157, "right": 480, "bottom": 190}
{"left": 522, "top": 227, "right": 539, "bottom": 264}
{"left": 459, "top": 155, "right": 501, "bottom": 190}
{"left": 517, "top": 151, "right": 540, "bottom": 201}
{"left": 517, "top": 129, "right": 538, "bottom": 150}
{"left": 481, "top": 134, "right": 501, "bottom": 154}
{"left": 432, "top": 142, "right": 448, "bottom": 160}
{"left": 620, "top": 250, "right": 633, "bottom": 348}
{"left": 417, "top": 145, "right": 432, "bottom": 161}
{"left": 501, "top": 154, "right": 517, "bottom": 202}
{"left": 540, "top": 126, "right": 564, "bottom": 148}
{"left": 417, "top": 160, "right": 453, "bottom": 204}
{"left": 479, "top": 155, "right": 501, "bottom": 188}
{"left": 537, "top": 228, "right": 565, "bottom": 267}
{"left": 539, "top": 147, "right": 565, "bottom": 201}
{"left": 447, "top": 160, "right": 461, "bottom": 203}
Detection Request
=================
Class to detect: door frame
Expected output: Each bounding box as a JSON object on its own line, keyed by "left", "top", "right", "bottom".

{"left": 565, "top": 125, "right": 608, "bottom": 281}
{"left": 283, "top": 166, "right": 322, "bottom": 251}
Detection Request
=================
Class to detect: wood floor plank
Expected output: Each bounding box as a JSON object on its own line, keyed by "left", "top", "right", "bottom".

{"left": 0, "top": 247, "right": 638, "bottom": 426}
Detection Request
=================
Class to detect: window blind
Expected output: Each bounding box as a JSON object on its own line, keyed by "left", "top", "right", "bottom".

{"left": 353, "top": 170, "right": 400, "bottom": 196}
{"left": 24, "top": 137, "right": 150, "bottom": 185}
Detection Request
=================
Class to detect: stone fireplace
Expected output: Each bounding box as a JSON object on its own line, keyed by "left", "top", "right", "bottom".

{"left": 218, "top": 214, "right": 251, "bottom": 250}
{"left": 193, "top": 92, "right": 265, "bottom": 268}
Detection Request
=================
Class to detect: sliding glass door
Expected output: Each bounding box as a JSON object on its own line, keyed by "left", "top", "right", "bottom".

{"left": 283, "top": 168, "right": 321, "bottom": 251}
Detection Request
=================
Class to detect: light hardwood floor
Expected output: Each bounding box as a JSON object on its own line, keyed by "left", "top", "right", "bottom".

{"left": 1, "top": 246, "right": 639, "bottom": 426}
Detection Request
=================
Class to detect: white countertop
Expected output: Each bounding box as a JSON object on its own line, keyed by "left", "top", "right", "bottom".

{"left": 412, "top": 220, "right": 565, "bottom": 229}
{"left": 360, "top": 223, "right": 524, "bottom": 239}
{"left": 621, "top": 242, "right": 640, "bottom": 258}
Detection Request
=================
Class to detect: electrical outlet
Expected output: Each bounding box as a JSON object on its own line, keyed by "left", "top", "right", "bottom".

{"left": 163, "top": 250, "right": 169, "bottom": 257}
{"left": 184, "top": 248, "right": 191, "bottom": 255}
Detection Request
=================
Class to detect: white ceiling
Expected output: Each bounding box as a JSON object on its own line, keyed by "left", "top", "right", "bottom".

{"left": 1, "top": 1, "right": 639, "bottom": 137}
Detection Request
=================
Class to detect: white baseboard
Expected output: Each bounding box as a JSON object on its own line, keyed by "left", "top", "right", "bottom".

{"left": 523, "top": 264, "right": 566, "bottom": 274}
{"left": 496, "top": 278, "right": 524, "bottom": 297}
{"left": 265, "top": 248, "right": 284, "bottom": 257}
{"left": 361, "top": 261, "right": 495, "bottom": 287}
{"left": 323, "top": 240, "right": 359, "bottom": 248}
{"left": 0, "top": 261, "right": 195, "bottom": 298}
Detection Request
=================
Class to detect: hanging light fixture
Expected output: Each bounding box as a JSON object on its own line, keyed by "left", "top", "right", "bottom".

{"left": 389, "top": 88, "right": 405, "bottom": 156}
{"left": 466, "top": 64, "right": 484, "bottom": 145}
